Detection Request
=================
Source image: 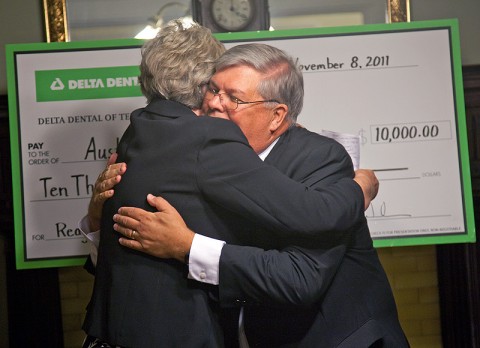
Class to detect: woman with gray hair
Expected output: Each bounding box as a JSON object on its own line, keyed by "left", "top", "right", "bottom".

{"left": 82, "top": 19, "right": 232, "bottom": 347}
{"left": 139, "top": 19, "right": 225, "bottom": 108}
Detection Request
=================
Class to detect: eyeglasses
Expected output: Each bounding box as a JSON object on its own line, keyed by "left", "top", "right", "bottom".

{"left": 203, "top": 83, "right": 279, "bottom": 111}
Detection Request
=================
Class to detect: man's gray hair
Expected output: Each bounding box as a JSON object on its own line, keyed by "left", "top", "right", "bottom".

{"left": 215, "top": 43, "right": 304, "bottom": 123}
{"left": 139, "top": 20, "right": 225, "bottom": 107}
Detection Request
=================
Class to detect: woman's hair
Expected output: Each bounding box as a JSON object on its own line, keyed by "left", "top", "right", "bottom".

{"left": 215, "top": 43, "right": 304, "bottom": 123}
{"left": 139, "top": 19, "right": 226, "bottom": 107}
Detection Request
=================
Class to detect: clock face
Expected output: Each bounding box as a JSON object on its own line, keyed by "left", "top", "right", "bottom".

{"left": 211, "top": 0, "right": 254, "bottom": 31}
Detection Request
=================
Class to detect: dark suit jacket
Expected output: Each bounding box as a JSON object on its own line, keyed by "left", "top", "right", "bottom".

{"left": 83, "top": 99, "right": 365, "bottom": 347}
{"left": 218, "top": 127, "right": 409, "bottom": 347}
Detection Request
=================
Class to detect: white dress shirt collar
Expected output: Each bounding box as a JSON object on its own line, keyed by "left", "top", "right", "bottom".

{"left": 258, "top": 137, "right": 280, "bottom": 161}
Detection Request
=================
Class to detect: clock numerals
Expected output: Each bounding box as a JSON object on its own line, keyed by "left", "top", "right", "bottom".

{"left": 192, "top": 0, "right": 268, "bottom": 33}
{"left": 212, "top": 0, "right": 253, "bottom": 31}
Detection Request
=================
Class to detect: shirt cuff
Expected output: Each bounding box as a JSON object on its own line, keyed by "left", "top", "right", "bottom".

{"left": 188, "top": 233, "right": 225, "bottom": 285}
{"left": 79, "top": 215, "right": 100, "bottom": 266}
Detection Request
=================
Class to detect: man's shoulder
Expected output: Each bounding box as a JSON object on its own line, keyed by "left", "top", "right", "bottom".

{"left": 266, "top": 126, "right": 354, "bottom": 182}
{"left": 138, "top": 100, "right": 243, "bottom": 135}
{"left": 284, "top": 126, "right": 347, "bottom": 154}
{"left": 195, "top": 116, "right": 248, "bottom": 140}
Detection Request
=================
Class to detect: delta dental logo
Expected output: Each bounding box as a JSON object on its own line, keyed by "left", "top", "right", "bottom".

{"left": 35, "top": 66, "right": 142, "bottom": 102}
{"left": 50, "top": 78, "right": 65, "bottom": 90}
{"left": 49, "top": 76, "right": 139, "bottom": 90}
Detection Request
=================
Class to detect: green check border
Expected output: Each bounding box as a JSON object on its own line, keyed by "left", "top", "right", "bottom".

{"left": 6, "top": 20, "right": 474, "bottom": 269}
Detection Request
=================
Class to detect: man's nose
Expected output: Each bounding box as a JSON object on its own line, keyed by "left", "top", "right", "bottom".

{"left": 207, "top": 93, "right": 226, "bottom": 111}
{"left": 205, "top": 96, "right": 230, "bottom": 119}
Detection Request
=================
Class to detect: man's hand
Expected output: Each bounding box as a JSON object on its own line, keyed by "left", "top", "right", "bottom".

{"left": 114, "top": 194, "right": 195, "bottom": 263}
{"left": 87, "top": 153, "right": 126, "bottom": 231}
{"left": 353, "top": 169, "right": 379, "bottom": 210}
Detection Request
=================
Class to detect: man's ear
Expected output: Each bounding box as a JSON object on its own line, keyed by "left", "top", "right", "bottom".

{"left": 269, "top": 103, "right": 288, "bottom": 132}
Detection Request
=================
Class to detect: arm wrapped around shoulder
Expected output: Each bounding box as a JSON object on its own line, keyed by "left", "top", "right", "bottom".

{"left": 218, "top": 244, "right": 346, "bottom": 307}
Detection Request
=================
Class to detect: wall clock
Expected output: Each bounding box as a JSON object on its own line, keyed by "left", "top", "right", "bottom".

{"left": 192, "top": 0, "right": 270, "bottom": 33}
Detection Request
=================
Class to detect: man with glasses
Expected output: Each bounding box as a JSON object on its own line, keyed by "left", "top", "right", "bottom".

{"left": 91, "top": 42, "right": 408, "bottom": 347}
{"left": 203, "top": 83, "right": 280, "bottom": 111}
